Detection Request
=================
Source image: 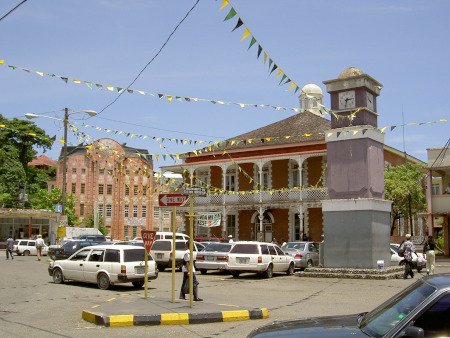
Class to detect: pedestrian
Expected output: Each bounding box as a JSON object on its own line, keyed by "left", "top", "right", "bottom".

{"left": 302, "top": 233, "right": 309, "bottom": 241}
{"left": 444, "top": 183, "right": 450, "bottom": 194}
{"left": 36, "top": 235, "right": 45, "bottom": 261}
{"left": 179, "top": 241, "right": 202, "bottom": 301}
{"left": 6, "top": 235, "right": 14, "bottom": 260}
{"left": 401, "top": 234, "right": 416, "bottom": 279}
{"left": 423, "top": 235, "right": 436, "bottom": 275}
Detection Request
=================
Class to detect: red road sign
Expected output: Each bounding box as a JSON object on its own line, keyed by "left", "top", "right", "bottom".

{"left": 158, "top": 193, "right": 188, "bottom": 207}
{"left": 141, "top": 230, "right": 156, "bottom": 254}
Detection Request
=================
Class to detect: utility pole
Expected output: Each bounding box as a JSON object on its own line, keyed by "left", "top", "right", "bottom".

{"left": 61, "top": 107, "right": 69, "bottom": 215}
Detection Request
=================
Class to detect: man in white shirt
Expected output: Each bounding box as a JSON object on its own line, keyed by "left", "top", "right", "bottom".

{"left": 179, "top": 241, "right": 202, "bottom": 301}
{"left": 444, "top": 183, "right": 450, "bottom": 194}
{"left": 35, "top": 235, "right": 45, "bottom": 261}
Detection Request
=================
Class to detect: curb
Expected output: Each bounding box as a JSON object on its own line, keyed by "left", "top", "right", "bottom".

{"left": 82, "top": 308, "right": 269, "bottom": 327}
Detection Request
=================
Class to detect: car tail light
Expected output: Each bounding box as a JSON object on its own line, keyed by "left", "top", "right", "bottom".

{"left": 258, "top": 256, "right": 262, "bottom": 263}
{"left": 197, "top": 255, "right": 205, "bottom": 261}
{"left": 294, "top": 253, "right": 303, "bottom": 259}
{"left": 216, "top": 256, "right": 227, "bottom": 261}
{"left": 121, "top": 265, "right": 126, "bottom": 274}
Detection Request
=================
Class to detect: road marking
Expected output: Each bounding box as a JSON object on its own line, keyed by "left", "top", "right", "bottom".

{"left": 106, "top": 297, "right": 116, "bottom": 302}
{"left": 218, "top": 303, "right": 240, "bottom": 308}
{"left": 91, "top": 304, "right": 100, "bottom": 308}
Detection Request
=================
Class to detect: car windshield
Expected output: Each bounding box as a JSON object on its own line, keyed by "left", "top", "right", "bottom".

{"left": 203, "top": 243, "right": 232, "bottom": 252}
{"left": 359, "top": 280, "right": 436, "bottom": 337}
{"left": 151, "top": 241, "right": 171, "bottom": 251}
{"left": 123, "top": 249, "right": 145, "bottom": 262}
{"left": 286, "top": 242, "right": 306, "bottom": 250}
{"left": 230, "top": 244, "right": 259, "bottom": 254}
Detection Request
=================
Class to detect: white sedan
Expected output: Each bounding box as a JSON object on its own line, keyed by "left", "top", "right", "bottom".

{"left": 390, "top": 243, "right": 426, "bottom": 272}
{"left": 48, "top": 245, "right": 158, "bottom": 289}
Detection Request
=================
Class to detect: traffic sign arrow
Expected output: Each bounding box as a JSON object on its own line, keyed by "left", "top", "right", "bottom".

{"left": 159, "top": 193, "right": 188, "bottom": 207}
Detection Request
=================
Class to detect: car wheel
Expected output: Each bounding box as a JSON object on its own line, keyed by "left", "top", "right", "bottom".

{"left": 399, "top": 260, "right": 406, "bottom": 266}
{"left": 23, "top": 250, "right": 30, "bottom": 256}
{"left": 97, "top": 273, "right": 111, "bottom": 290}
{"left": 306, "top": 260, "right": 313, "bottom": 269}
{"left": 231, "top": 271, "right": 240, "bottom": 278}
{"left": 286, "top": 263, "right": 295, "bottom": 276}
{"left": 264, "top": 264, "right": 273, "bottom": 279}
{"left": 200, "top": 269, "right": 207, "bottom": 275}
{"left": 132, "top": 281, "right": 145, "bottom": 288}
{"left": 53, "top": 268, "right": 64, "bottom": 284}
{"left": 158, "top": 265, "right": 165, "bottom": 272}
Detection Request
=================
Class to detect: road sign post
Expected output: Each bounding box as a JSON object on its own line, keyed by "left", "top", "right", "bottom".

{"left": 158, "top": 193, "right": 188, "bottom": 207}
{"left": 141, "top": 230, "right": 156, "bottom": 299}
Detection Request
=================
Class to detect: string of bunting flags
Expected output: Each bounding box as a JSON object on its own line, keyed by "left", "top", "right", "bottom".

{"left": 0, "top": 59, "right": 303, "bottom": 114}
{"left": 218, "top": 0, "right": 301, "bottom": 95}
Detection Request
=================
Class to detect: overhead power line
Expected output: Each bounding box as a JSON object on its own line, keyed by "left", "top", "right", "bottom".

{"left": 96, "top": 0, "right": 201, "bottom": 116}
{"left": 0, "top": 0, "right": 28, "bottom": 22}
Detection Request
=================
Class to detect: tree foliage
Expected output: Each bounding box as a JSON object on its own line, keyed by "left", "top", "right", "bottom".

{"left": 30, "top": 188, "right": 78, "bottom": 226}
{"left": 384, "top": 163, "right": 426, "bottom": 234}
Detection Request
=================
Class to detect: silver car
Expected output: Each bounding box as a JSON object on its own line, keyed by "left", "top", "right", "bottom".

{"left": 283, "top": 241, "right": 320, "bottom": 270}
{"left": 195, "top": 242, "right": 234, "bottom": 275}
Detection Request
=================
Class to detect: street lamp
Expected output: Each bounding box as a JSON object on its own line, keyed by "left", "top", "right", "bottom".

{"left": 25, "top": 108, "right": 97, "bottom": 215}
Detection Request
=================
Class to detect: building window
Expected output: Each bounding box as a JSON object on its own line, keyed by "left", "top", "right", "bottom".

{"left": 226, "top": 173, "right": 236, "bottom": 191}
{"left": 142, "top": 205, "right": 147, "bottom": 217}
{"left": 107, "top": 184, "right": 112, "bottom": 195}
{"left": 153, "top": 208, "right": 160, "bottom": 219}
{"left": 98, "top": 184, "right": 104, "bottom": 195}
{"left": 108, "top": 169, "right": 113, "bottom": 176}
{"left": 142, "top": 185, "right": 147, "bottom": 196}
{"left": 132, "top": 226, "right": 137, "bottom": 238}
{"left": 80, "top": 203, "right": 85, "bottom": 216}
{"left": 133, "top": 205, "right": 138, "bottom": 217}
{"left": 134, "top": 185, "right": 138, "bottom": 196}
{"left": 124, "top": 226, "right": 129, "bottom": 239}
{"left": 72, "top": 168, "right": 77, "bottom": 174}
{"left": 106, "top": 204, "right": 112, "bottom": 217}
{"left": 432, "top": 184, "right": 440, "bottom": 195}
{"left": 227, "top": 215, "right": 236, "bottom": 238}
{"left": 163, "top": 211, "right": 170, "bottom": 220}
{"left": 125, "top": 185, "right": 130, "bottom": 195}
{"left": 126, "top": 169, "right": 130, "bottom": 175}
{"left": 81, "top": 168, "right": 86, "bottom": 174}
{"left": 99, "top": 168, "right": 105, "bottom": 175}
{"left": 80, "top": 183, "right": 85, "bottom": 194}
{"left": 71, "top": 183, "right": 76, "bottom": 194}
{"left": 98, "top": 203, "right": 104, "bottom": 216}
{"left": 124, "top": 205, "right": 129, "bottom": 217}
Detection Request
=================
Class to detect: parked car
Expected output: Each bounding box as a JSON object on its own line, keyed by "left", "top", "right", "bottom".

{"left": 76, "top": 234, "right": 107, "bottom": 242}
{"left": 195, "top": 242, "right": 234, "bottom": 275}
{"left": 390, "top": 243, "right": 426, "bottom": 272}
{"left": 134, "top": 231, "right": 190, "bottom": 242}
{"left": 13, "top": 239, "right": 48, "bottom": 256}
{"left": 150, "top": 239, "right": 202, "bottom": 271}
{"left": 111, "top": 240, "right": 144, "bottom": 247}
{"left": 227, "top": 241, "right": 295, "bottom": 278}
{"left": 249, "top": 273, "right": 450, "bottom": 337}
{"left": 283, "top": 241, "right": 320, "bottom": 270}
{"left": 48, "top": 245, "right": 157, "bottom": 290}
{"left": 48, "top": 240, "right": 102, "bottom": 260}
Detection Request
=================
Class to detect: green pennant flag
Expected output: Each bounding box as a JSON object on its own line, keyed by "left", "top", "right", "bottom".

{"left": 279, "top": 74, "right": 287, "bottom": 85}
{"left": 248, "top": 36, "right": 257, "bottom": 50}
{"left": 224, "top": 7, "right": 237, "bottom": 21}
{"left": 268, "top": 58, "right": 273, "bottom": 70}
{"left": 232, "top": 18, "right": 243, "bottom": 31}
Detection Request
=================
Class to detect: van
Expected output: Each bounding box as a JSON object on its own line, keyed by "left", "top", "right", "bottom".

{"left": 133, "top": 231, "right": 190, "bottom": 242}
{"left": 13, "top": 239, "right": 49, "bottom": 256}
{"left": 150, "top": 239, "right": 202, "bottom": 271}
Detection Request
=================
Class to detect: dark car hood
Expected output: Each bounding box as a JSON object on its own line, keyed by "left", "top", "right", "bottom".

{"left": 248, "top": 314, "right": 368, "bottom": 338}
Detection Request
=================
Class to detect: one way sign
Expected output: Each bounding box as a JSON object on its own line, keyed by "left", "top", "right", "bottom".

{"left": 158, "top": 193, "right": 188, "bottom": 207}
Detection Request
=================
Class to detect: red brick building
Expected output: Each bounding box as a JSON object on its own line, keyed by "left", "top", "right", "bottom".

{"left": 55, "top": 138, "right": 153, "bottom": 239}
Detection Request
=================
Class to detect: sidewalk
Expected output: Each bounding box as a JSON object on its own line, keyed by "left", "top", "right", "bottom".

{"left": 82, "top": 294, "right": 268, "bottom": 327}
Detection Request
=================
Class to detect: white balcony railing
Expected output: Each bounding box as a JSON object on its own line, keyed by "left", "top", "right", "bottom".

{"left": 431, "top": 195, "right": 450, "bottom": 214}
{"left": 193, "top": 188, "right": 328, "bottom": 206}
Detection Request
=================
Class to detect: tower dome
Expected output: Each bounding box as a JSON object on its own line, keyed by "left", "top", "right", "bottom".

{"left": 300, "top": 83, "right": 324, "bottom": 116}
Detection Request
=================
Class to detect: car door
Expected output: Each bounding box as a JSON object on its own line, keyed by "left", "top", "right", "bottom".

{"left": 83, "top": 249, "right": 106, "bottom": 282}
{"left": 28, "top": 241, "right": 37, "bottom": 255}
{"left": 275, "top": 245, "right": 290, "bottom": 270}
{"left": 63, "top": 249, "right": 91, "bottom": 281}
{"left": 410, "top": 292, "right": 450, "bottom": 337}
{"left": 268, "top": 245, "right": 282, "bottom": 272}
{"left": 308, "top": 243, "right": 320, "bottom": 266}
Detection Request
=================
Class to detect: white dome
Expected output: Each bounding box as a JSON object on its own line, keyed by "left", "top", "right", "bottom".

{"left": 301, "top": 83, "right": 323, "bottom": 95}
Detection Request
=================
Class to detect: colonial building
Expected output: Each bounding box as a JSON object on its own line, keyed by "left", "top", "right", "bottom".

{"left": 55, "top": 138, "right": 153, "bottom": 240}
{"left": 426, "top": 147, "right": 450, "bottom": 255}
{"left": 162, "top": 68, "right": 425, "bottom": 245}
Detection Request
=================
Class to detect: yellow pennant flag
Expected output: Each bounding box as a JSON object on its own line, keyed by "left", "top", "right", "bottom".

{"left": 276, "top": 69, "right": 283, "bottom": 78}
{"left": 167, "top": 95, "right": 173, "bottom": 102}
{"left": 379, "top": 127, "right": 387, "bottom": 134}
{"left": 219, "top": 0, "right": 229, "bottom": 10}
{"left": 241, "top": 28, "right": 251, "bottom": 41}
{"left": 263, "top": 52, "right": 268, "bottom": 64}
{"left": 36, "top": 71, "right": 44, "bottom": 77}
{"left": 353, "top": 130, "right": 359, "bottom": 135}
{"left": 289, "top": 82, "right": 296, "bottom": 90}
{"left": 106, "top": 86, "right": 115, "bottom": 91}
{"left": 73, "top": 79, "right": 81, "bottom": 84}
{"left": 0, "top": 60, "right": 4, "bottom": 64}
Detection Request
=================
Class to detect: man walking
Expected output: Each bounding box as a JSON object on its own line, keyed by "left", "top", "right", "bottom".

{"left": 36, "top": 235, "right": 45, "bottom": 261}
{"left": 179, "top": 241, "right": 202, "bottom": 301}
{"left": 402, "top": 234, "right": 416, "bottom": 279}
{"left": 6, "top": 235, "right": 14, "bottom": 260}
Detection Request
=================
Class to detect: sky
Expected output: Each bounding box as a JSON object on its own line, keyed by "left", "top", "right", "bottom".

{"left": 1, "top": 0, "right": 449, "bottom": 170}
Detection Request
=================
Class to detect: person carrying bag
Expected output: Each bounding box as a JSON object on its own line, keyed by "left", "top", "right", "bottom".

{"left": 423, "top": 235, "right": 436, "bottom": 275}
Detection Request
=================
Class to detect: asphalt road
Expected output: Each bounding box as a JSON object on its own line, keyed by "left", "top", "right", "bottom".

{"left": 1, "top": 252, "right": 450, "bottom": 338}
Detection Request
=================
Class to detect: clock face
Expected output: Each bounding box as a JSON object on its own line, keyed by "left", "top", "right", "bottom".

{"left": 366, "top": 92, "right": 374, "bottom": 110}
{"left": 338, "top": 90, "right": 355, "bottom": 109}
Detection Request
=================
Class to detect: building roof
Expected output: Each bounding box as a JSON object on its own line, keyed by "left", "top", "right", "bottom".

{"left": 28, "top": 154, "right": 57, "bottom": 167}
{"left": 210, "top": 111, "right": 330, "bottom": 152}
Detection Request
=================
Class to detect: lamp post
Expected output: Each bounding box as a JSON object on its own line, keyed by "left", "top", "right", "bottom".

{"left": 25, "top": 109, "right": 97, "bottom": 215}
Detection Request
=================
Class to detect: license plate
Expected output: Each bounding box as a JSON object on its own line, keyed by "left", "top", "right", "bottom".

{"left": 135, "top": 266, "right": 144, "bottom": 274}
{"left": 206, "top": 256, "right": 215, "bottom": 261}
{"left": 237, "top": 257, "right": 249, "bottom": 264}
{"left": 156, "top": 253, "right": 163, "bottom": 259}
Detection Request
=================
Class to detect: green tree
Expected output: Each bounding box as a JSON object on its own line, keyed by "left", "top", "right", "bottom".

{"left": 30, "top": 188, "right": 78, "bottom": 226}
{"left": 81, "top": 212, "right": 108, "bottom": 235}
{"left": 384, "top": 163, "right": 426, "bottom": 235}
{"left": 0, "top": 114, "right": 54, "bottom": 207}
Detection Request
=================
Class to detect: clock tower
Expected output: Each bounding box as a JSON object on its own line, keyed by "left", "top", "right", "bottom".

{"left": 322, "top": 67, "right": 392, "bottom": 269}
